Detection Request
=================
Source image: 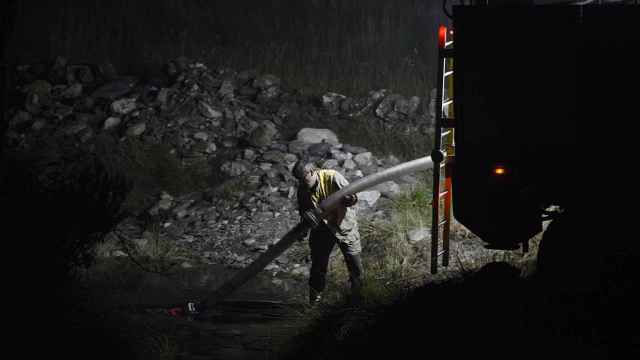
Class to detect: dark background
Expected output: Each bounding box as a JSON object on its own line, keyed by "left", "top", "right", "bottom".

{"left": 3, "top": 0, "right": 449, "bottom": 97}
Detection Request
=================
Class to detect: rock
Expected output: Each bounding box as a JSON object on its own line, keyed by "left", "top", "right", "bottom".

{"left": 199, "top": 101, "right": 222, "bottom": 119}
{"left": 407, "top": 227, "right": 430, "bottom": 243}
{"left": 64, "top": 122, "right": 87, "bottom": 135}
{"left": 237, "top": 69, "right": 258, "bottom": 84}
{"left": 288, "top": 140, "right": 311, "bottom": 154}
{"left": 238, "top": 86, "right": 258, "bottom": 98}
{"left": 269, "top": 142, "right": 288, "bottom": 152}
{"left": 25, "top": 93, "right": 43, "bottom": 114}
{"left": 91, "top": 78, "right": 137, "bottom": 100}
{"left": 221, "top": 160, "right": 249, "bottom": 176}
{"left": 357, "top": 190, "right": 381, "bottom": 208}
{"left": 373, "top": 181, "right": 402, "bottom": 199}
{"left": 353, "top": 152, "right": 373, "bottom": 167}
{"left": 259, "top": 163, "right": 273, "bottom": 171}
{"left": 218, "top": 79, "right": 235, "bottom": 98}
{"left": 49, "top": 56, "right": 67, "bottom": 83}
{"left": 99, "top": 62, "right": 118, "bottom": 81}
{"left": 67, "top": 64, "right": 95, "bottom": 84}
{"left": 369, "top": 89, "right": 389, "bottom": 101}
{"left": 382, "top": 154, "right": 401, "bottom": 167}
{"left": 243, "top": 149, "right": 257, "bottom": 161}
{"left": 222, "top": 137, "right": 238, "bottom": 148}
{"left": 283, "top": 153, "right": 298, "bottom": 164}
{"left": 31, "top": 119, "right": 46, "bottom": 131}
{"left": 342, "top": 158, "right": 357, "bottom": 170}
{"left": 111, "top": 98, "right": 137, "bottom": 115}
{"left": 291, "top": 267, "right": 310, "bottom": 277}
{"left": 24, "top": 80, "right": 52, "bottom": 97}
{"left": 321, "top": 159, "right": 339, "bottom": 169}
{"left": 322, "top": 92, "right": 346, "bottom": 115}
{"left": 50, "top": 104, "right": 73, "bottom": 120}
{"left": 397, "top": 96, "right": 421, "bottom": 116}
{"left": 248, "top": 120, "right": 278, "bottom": 147}
{"left": 61, "top": 83, "right": 83, "bottom": 99}
{"left": 330, "top": 149, "right": 351, "bottom": 162}
{"left": 262, "top": 150, "right": 286, "bottom": 163}
{"left": 360, "top": 165, "right": 380, "bottom": 177}
{"left": 258, "top": 86, "right": 281, "bottom": 101}
{"left": 339, "top": 97, "right": 368, "bottom": 115}
{"left": 247, "top": 175, "right": 261, "bottom": 186}
{"left": 376, "top": 94, "right": 404, "bottom": 119}
{"left": 126, "top": 123, "right": 146, "bottom": 137}
{"left": 9, "top": 110, "right": 31, "bottom": 131}
{"left": 103, "top": 117, "right": 121, "bottom": 130}
{"left": 156, "top": 88, "right": 171, "bottom": 105}
{"left": 296, "top": 128, "right": 339, "bottom": 145}
{"left": 205, "top": 142, "right": 217, "bottom": 154}
{"left": 174, "top": 200, "right": 195, "bottom": 219}
{"left": 193, "top": 131, "right": 209, "bottom": 141}
{"left": 112, "top": 250, "right": 128, "bottom": 257}
{"left": 349, "top": 170, "right": 364, "bottom": 179}
{"left": 307, "top": 142, "right": 332, "bottom": 156}
{"left": 150, "top": 192, "right": 175, "bottom": 215}
{"left": 253, "top": 74, "right": 280, "bottom": 89}
{"left": 287, "top": 186, "right": 296, "bottom": 199}
{"left": 341, "top": 144, "right": 368, "bottom": 154}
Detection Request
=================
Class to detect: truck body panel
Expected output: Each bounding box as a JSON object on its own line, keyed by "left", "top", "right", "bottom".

{"left": 451, "top": 5, "right": 639, "bottom": 247}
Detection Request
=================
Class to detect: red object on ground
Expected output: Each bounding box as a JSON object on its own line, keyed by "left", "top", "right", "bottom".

{"left": 167, "top": 307, "right": 184, "bottom": 317}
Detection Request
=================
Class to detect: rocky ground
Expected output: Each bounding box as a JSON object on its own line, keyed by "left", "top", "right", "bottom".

{"left": 5, "top": 55, "right": 543, "bottom": 296}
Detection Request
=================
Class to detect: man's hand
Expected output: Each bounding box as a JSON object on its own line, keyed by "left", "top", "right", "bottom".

{"left": 302, "top": 208, "right": 323, "bottom": 228}
{"left": 342, "top": 194, "right": 358, "bottom": 207}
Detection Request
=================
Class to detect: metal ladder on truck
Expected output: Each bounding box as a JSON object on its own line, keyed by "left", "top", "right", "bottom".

{"left": 430, "top": 25, "right": 455, "bottom": 275}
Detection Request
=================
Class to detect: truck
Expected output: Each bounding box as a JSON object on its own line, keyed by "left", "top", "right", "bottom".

{"left": 430, "top": 0, "right": 640, "bottom": 288}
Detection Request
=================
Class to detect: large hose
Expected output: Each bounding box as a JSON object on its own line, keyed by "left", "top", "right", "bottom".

{"left": 203, "top": 156, "right": 434, "bottom": 308}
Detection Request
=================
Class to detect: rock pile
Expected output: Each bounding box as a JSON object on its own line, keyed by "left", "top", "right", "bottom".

{"left": 6, "top": 56, "right": 434, "bottom": 169}
{"left": 5, "top": 57, "right": 434, "bottom": 277}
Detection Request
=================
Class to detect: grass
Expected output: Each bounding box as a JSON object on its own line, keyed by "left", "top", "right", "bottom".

{"left": 90, "top": 133, "right": 213, "bottom": 216}
{"left": 280, "top": 174, "right": 435, "bottom": 358}
{"left": 9, "top": 0, "right": 448, "bottom": 97}
{"left": 281, "top": 112, "right": 432, "bottom": 161}
{"left": 114, "top": 218, "right": 191, "bottom": 276}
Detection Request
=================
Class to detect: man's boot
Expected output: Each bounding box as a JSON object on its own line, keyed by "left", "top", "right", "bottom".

{"left": 309, "top": 287, "right": 323, "bottom": 306}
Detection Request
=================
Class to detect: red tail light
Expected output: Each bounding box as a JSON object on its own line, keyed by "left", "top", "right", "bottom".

{"left": 438, "top": 25, "right": 447, "bottom": 49}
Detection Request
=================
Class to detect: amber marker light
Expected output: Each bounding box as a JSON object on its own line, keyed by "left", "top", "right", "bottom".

{"left": 493, "top": 165, "right": 508, "bottom": 176}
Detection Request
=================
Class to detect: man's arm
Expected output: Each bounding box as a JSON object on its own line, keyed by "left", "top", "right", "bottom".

{"left": 333, "top": 171, "right": 357, "bottom": 207}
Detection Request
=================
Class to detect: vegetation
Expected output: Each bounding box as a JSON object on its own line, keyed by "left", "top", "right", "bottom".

{"left": 8, "top": 0, "right": 448, "bottom": 97}
{"left": 281, "top": 175, "right": 434, "bottom": 357}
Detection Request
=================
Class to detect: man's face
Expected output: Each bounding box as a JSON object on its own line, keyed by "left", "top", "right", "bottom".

{"left": 302, "top": 170, "right": 318, "bottom": 189}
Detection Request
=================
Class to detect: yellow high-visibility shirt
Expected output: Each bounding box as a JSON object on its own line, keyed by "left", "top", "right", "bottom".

{"left": 297, "top": 169, "right": 357, "bottom": 239}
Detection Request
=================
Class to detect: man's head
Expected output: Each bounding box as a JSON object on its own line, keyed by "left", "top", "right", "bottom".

{"left": 293, "top": 161, "right": 318, "bottom": 189}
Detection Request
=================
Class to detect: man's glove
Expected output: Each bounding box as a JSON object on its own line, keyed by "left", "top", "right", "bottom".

{"left": 342, "top": 194, "right": 358, "bottom": 207}
{"left": 302, "top": 208, "right": 323, "bottom": 228}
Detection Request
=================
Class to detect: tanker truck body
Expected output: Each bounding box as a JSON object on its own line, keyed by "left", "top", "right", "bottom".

{"left": 447, "top": 4, "right": 639, "bottom": 251}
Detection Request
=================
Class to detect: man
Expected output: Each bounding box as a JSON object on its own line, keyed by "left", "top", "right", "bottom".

{"left": 292, "top": 160, "right": 363, "bottom": 305}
